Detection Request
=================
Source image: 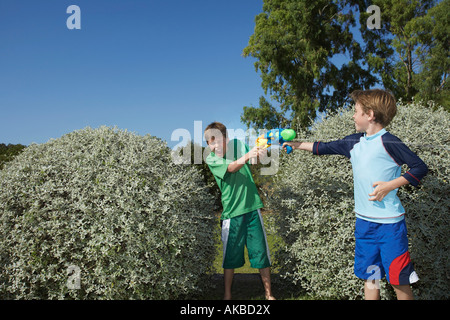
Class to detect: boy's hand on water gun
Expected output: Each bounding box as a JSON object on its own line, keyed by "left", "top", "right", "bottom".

{"left": 282, "top": 141, "right": 301, "bottom": 151}
{"left": 248, "top": 146, "right": 267, "bottom": 164}
{"left": 248, "top": 145, "right": 260, "bottom": 159}
{"left": 247, "top": 145, "right": 259, "bottom": 165}
{"left": 256, "top": 147, "right": 267, "bottom": 162}
{"left": 257, "top": 147, "right": 267, "bottom": 157}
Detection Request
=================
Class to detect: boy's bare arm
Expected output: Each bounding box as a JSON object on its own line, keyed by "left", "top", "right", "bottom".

{"left": 283, "top": 141, "right": 314, "bottom": 152}
{"left": 227, "top": 146, "right": 262, "bottom": 173}
{"left": 369, "top": 176, "right": 410, "bottom": 201}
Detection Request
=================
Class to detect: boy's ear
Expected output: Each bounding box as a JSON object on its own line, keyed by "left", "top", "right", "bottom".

{"left": 367, "top": 109, "right": 376, "bottom": 121}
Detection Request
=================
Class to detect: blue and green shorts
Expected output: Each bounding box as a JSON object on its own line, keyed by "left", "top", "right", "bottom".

{"left": 354, "top": 218, "right": 419, "bottom": 285}
{"left": 221, "top": 209, "right": 271, "bottom": 269}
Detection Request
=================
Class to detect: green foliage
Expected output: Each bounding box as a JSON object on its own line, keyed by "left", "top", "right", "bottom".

{"left": 0, "top": 127, "right": 217, "bottom": 299}
{"left": 242, "top": 0, "right": 448, "bottom": 130}
{"left": 359, "top": 0, "right": 449, "bottom": 106}
{"left": 242, "top": 0, "right": 375, "bottom": 129}
{"left": 270, "top": 101, "right": 449, "bottom": 299}
{"left": 172, "top": 141, "right": 222, "bottom": 210}
{"left": 0, "top": 143, "right": 27, "bottom": 170}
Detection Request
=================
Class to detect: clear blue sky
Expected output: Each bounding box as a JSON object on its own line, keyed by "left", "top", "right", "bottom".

{"left": 0, "top": 0, "right": 268, "bottom": 148}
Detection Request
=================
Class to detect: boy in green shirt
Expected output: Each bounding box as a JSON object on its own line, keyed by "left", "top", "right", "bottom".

{"left": 204, "top": 122, "right": 275, "bottom": 300}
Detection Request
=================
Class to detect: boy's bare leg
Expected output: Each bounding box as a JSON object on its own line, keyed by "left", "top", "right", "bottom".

{"left": 224, "top": 269, "right": 234, "bottom": 300}
{"left": 259, "top": 267, "right": 276, "bottom": 300}
{"left": 365, "top": 280, "right": 414, "bottom": 300}
{"left": 392, "top": 284, "right": 414, "bottom": 300}
{"left": 364, "top": 280, "right": 381, "bottom": 300}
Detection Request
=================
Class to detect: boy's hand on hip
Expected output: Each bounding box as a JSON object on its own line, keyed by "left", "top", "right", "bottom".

{"left": 369, "top": 177, "right": 410, "bottom": 201}
{"left": 368, "top": 181, "right": 391, "bottom": 201}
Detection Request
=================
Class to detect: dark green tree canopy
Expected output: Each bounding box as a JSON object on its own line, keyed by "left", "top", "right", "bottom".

{"left": 242, "top": 0, "right": 448, "bottom": 130}
{"left": 358, "top": 0, "right": 448, "bottom": 106}
{"left": 0, "top": 143, "right": 27, "bottom": 170}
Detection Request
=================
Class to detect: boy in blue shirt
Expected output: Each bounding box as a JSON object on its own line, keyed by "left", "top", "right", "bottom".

{"left": 283, "top": 89, "right": 428, "bottom": 300}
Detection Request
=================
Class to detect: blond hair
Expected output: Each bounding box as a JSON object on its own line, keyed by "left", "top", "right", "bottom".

{"left": 350, "top": 89, "right": 397, "bottom": 127}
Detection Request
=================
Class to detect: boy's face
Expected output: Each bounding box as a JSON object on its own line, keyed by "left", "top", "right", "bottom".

{"left": 352, "top": 102, "right": 371, "bottom": 133}
{"left": 207, "top": 135, "right": 228, "bottom": 158}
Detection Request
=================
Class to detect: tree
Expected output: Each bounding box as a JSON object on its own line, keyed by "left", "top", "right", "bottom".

{"left": 242, "top": 0, "right": 449, "bottom": 130}
{"left": 412, "top": 0, "right": 449, "bottom": 108}
{"left": 242, "top": 0, "right": 376, "bottom": 130}
{"left": 0, "top": 143, "right": 27, "bottom": 170}
{"left": 358, "top": 0, "right": 449, "bottom": 108}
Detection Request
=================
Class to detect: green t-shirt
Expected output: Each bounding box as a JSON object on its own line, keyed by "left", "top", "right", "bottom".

{"left": 206, "top": 139, "right": 264, "bottom": 220}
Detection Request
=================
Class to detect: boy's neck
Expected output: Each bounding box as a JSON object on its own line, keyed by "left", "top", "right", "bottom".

{"left": 365, "top": 123, "right": 385, "bottom": 137}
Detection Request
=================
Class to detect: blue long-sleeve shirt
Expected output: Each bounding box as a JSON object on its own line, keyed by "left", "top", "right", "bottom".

{"left": 312, "top": 128, "right": 428, "bottom": 223}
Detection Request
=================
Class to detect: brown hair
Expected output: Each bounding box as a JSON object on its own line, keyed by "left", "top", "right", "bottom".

{"left": 350, "top": 89, "right": 397, "bottom": 127}
{"left": 204, "top": 122, "right": 227, "bottom": 144}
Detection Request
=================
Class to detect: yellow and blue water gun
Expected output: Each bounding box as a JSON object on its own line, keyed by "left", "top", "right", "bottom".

{"left": 255, "top": 128, "right": 296, "bottom": 154}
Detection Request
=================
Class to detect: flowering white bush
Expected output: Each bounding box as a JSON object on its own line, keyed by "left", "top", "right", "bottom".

{"left": 0, "top": 126, "right": 217, "bottom": 299}
{"left": 270, "top": 101, "right": 449, "bottom": 299}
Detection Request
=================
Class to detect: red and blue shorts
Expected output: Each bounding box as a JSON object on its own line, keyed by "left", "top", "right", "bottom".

{"left": 354, "top": 218, "right": 419, "bottom": 286}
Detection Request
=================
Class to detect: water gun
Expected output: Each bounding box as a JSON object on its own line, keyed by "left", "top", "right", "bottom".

{"left": 255, "top": 128, "right": 296, "bottom": 154}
